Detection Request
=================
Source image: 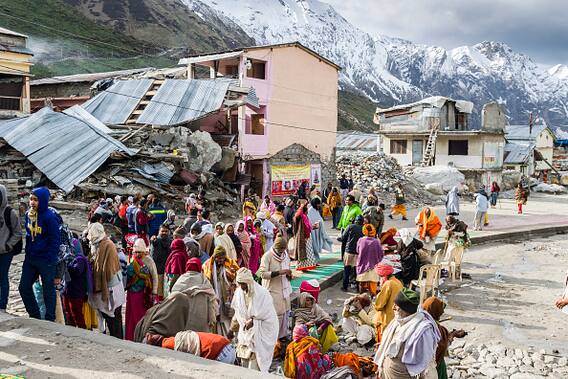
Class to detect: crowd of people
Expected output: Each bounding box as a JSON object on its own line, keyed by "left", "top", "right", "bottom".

{"left": 0, "top": 174, "right": 538, "bottom": 378}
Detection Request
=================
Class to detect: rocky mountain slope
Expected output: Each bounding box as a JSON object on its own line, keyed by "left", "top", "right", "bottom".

{"left": 197, "top": 0, "right": 568, "bottom": 126}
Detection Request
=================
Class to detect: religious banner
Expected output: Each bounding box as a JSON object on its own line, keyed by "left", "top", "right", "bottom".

{"left": 310, "top": 164, "right": 322, "bottom": 192}
{"left": 271, "top": 164, "right": 310, "bottom": 196}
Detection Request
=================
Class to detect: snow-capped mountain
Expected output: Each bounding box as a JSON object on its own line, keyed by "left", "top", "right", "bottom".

{"left": 188, "top": 0, "right": 568, "bottom": 125}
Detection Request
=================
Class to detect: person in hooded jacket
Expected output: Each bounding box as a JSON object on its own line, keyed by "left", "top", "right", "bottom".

{"left": 18, "top": 187, "right": 61, "bottom": 322}
{"left": 0, "top": 184, "right": 23, "bottom": 313}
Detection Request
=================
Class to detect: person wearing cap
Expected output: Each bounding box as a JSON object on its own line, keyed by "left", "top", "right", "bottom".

{"left": 228, "top": 267, "right": 278, "bottom": 372}
{"left": 125, "top": 238, "right": 158, "bottom": 341}
{"left": 214, "top": 222, "right": 237, "bottom": 261}
{"left": 340, "top": 215, "right": 364, "bottom": 291}
{"left": 374, "top": 288, "right": 441, "bottom": 379}
{"left": 257, "top": 235, "right": 292, "bottom": 340}
{"left": 203, "top": 245, "right": 240, "bottom": 336}
{"left": 373, "top": 262, "right": 403, "bottom": 343}
{"left": 356, "top": 224, "right": 383, "bottom": 295}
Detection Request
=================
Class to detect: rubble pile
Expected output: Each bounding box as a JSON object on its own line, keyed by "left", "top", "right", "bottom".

{"left": 71, "top": 126, "right": 242, "bottom": 221}
{"left": 336, "top": 152, "right": 441, "bottom": 206}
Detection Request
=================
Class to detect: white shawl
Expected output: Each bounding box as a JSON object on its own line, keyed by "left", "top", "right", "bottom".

{"left": 214, "top": 233, "right": 237, "bottom": 260}
{"left": 231, "top": 281, "right": 279, "bottom": 372}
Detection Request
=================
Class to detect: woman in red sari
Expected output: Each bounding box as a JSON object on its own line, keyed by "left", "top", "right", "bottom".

{"left": 235, "top": 220, "right": 251, "bottom": 268}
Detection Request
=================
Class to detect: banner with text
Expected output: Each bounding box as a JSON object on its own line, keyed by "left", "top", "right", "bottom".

{"left": 271, "top": 164, "right": 311, "bottom": 196}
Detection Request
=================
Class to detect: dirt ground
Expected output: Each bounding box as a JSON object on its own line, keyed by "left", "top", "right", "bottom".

{"left": 320, "top": 234, "right": 568, "bottom": 357}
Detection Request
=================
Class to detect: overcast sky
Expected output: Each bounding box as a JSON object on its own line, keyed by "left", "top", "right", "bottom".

{"left": 324, "top": 0, "right": 567, "bottom": 65}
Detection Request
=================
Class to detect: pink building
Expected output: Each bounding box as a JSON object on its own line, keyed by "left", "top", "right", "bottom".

{"left": 179, "top": 42, "right": 340, "bottom": 198}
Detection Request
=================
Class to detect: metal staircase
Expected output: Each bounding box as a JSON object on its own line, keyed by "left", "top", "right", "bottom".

{"left": 421, "top": 119, "right": 440, "bottom": 166}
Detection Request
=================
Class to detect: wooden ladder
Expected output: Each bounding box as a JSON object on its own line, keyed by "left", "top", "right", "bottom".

{"left": 421, "top": 119, "right": 440, "bottom": 166}
{"left": 125, "top": 79, "right": 165, "bottom": 125}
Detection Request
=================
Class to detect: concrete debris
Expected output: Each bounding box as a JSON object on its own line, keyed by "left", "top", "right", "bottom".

{"left": 335, "top": 152, "right": 440, "bottom": 206}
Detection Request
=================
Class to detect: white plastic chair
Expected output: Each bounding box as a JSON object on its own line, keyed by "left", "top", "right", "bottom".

{"left": 411, "top": 264, "right": 441, "bottom": 305}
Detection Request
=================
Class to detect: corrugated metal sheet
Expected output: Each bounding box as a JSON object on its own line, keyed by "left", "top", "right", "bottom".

{"left": 31, "top": 68, "right": 151, "bottom": 86}
{"left": 0, "top": 106, "right": 133, "bottom": 192}
{"left": 178, "top": 51, "right": 243, "bottom": 66}
{"left": 504, "top": 142, "right": 532, "bottom": 164}
{"left": 505, "top": 124, "right": 547, "bottom": 141}
{"left": 137, "top": 79, "right": 231, "bottom": 126}
{"left": 336, "top": 133, "right": 379, "bottom": 151}
{"left": 82, "top": 79, "right": 153, "bottom": 124}
{"left": 132, "top": 162, "right": 174, "bottom": 184}
{"left": 246, "top": 87, "right": 259, "bottom": 108}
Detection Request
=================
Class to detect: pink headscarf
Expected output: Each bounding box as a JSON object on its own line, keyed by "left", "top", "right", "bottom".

{"left": 293, "top": 324, "right": 309, "bottom": 342}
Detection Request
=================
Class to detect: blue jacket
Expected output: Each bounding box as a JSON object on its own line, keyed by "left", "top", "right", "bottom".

{"left": 148, "top": 204, "right": 167, "bottom": 237}
{"left": 25, "top": 187, "right": 61, "bottom": 263}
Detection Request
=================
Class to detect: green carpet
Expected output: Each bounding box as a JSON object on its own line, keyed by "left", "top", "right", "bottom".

{"left": 290, "top": 250, "right": 343, "bottom": 291}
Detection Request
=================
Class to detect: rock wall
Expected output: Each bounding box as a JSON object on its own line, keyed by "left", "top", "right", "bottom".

{"left": 269, "top": 143, "right": 336, "bottom": 187}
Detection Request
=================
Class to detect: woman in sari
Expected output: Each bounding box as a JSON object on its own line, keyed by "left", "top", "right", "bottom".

{"left": 293, "top": 202, "right": 317, "bottom": 271}
{"left": 214, "top": 222, "right": 237, "bottom": 261}
{"left": 294, "top": 292, "right": 338, "bottom": 353}
{"left": 125, "top": 238, "right": 158, "bottom": 341}
{"left": 225, "top": 223, "right": 242, "bottom": 262}
{"left": 284, "top": 324, "right": 332, "bottom": 379}
{"left": 249, "top": 219, "right": 264, "bottom": 274}
{"left": 203, "top": 246, "right": 240, "bottom": 336}
{"left": 235, "top": 220, "right": 251, "bottom": 268}
{"left": 356, "top": 224, "right": 383, "bottom": 295}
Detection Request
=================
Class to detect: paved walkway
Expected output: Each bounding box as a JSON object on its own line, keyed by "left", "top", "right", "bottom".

{"left": 289, "top": 192, "right": 568, "bottom": 291}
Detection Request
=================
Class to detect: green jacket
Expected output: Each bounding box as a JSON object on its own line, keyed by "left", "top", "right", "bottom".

{"left": 338, "top": 203, "right": 362, "bottom": 230}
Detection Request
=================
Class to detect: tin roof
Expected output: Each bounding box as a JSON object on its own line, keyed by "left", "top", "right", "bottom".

{"left": 336, "top": 132, "right": 379, "bottom": 151}
{"left": 82, "top": 79, "right": 154, "bottom": 124}
{"left": 30, "top": 68, "right": 152, "bottom": 86}
{"left": 505, "top": 124, "right": 552, "bottom": 141}
{"left": 0, "top": 106, "right": 133, "bottom": 192}
{"left": 504, "top": 142, "right": 532, "bottom": 164}
{"left": 0, "top": 27, "right": 27, "bottom": 38}
{"left": 136, "top": 79, "right": 231, "bottom": 126}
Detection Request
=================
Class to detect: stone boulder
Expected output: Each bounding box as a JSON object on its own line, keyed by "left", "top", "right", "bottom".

{"left": 186, "top": 131, "right": 222, "bottom": 172}
{"left": 411, "top": 165, "right": 465, "bottom": 192}
{"left": 425, "top": 183, "right": 444, "bottom": 195}
{"left": 502, "top": 170, "right": 522, "bottom": 190}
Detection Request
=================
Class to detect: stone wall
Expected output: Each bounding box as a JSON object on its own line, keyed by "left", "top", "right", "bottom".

{"left": 269, "top": 143, "right": 337, "bottom": 187}
{"left": 31, "top": 82, "right": 92, "bottom": 99}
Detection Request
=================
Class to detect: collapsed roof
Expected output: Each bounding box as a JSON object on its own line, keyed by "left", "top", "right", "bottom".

{"left": 82, "top": 78, "right": 259, "bottom": 127}
{"left": 0, "top": 106, "right": 133, "bottom": 192}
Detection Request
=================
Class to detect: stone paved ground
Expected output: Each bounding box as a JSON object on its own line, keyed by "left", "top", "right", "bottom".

{"left": 320, "top": 235, "right": 568, "bottom": 379}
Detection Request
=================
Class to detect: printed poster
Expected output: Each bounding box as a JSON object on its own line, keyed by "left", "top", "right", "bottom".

{"left": 271, "top": 164, "right": 310, "bottom": 196}
{"left": 310, "top": 164, "right": 322, "bottom": 192}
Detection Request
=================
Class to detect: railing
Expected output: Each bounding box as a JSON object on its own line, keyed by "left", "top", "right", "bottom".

{"left": 0, "top": 95, "right": 21, "bottom": 111}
